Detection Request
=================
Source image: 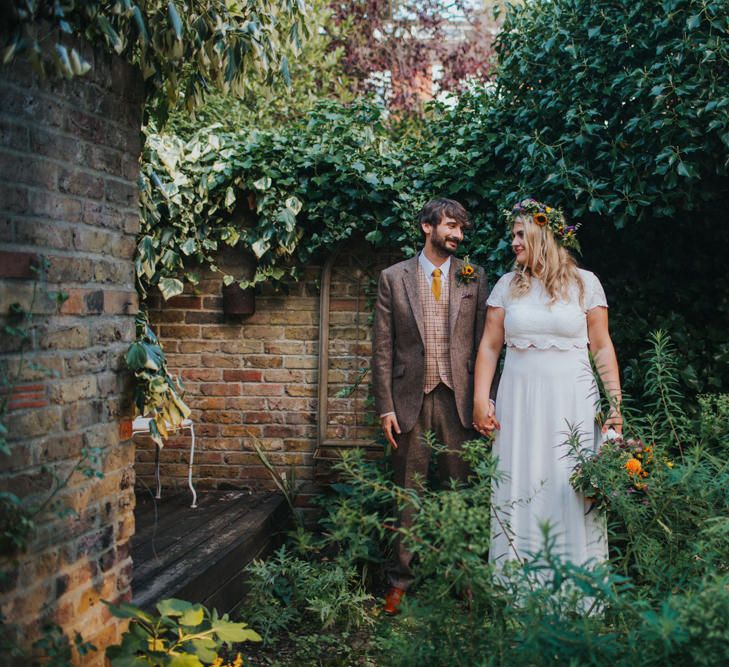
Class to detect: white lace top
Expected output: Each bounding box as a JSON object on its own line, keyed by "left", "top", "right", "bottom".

{"left": 486, "top": 269, "right": 608, "bottom": 350}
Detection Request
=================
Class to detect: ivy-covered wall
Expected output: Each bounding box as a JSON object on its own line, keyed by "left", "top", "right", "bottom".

{"left": 0, "top": 45, "right": 142, "bottom": 662}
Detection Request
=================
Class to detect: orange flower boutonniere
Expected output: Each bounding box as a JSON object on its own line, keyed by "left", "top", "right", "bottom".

{"left": 457, "top": 257, "right": 478, "bottom": 286}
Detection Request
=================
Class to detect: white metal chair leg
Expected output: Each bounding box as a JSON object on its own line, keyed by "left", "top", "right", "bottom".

{"left": 154, "top": 445, "right": 162, "bottom": 499}
{"left": 187, "top": 423, "right": 197, "bottom": 508}
{"left": 133, "top": 416, "right": 198, "bottom": 509}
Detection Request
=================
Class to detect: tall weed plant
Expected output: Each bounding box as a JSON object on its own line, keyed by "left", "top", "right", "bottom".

{"left": 243, "top": 333, "right": 729, "bottom": 665}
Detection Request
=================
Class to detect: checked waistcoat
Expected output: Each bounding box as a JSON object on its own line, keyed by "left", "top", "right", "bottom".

{"left": 417, "top": 265, "right": 453, "bottom": 394}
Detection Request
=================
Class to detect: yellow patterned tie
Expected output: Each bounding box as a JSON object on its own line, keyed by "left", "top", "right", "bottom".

{"left": 432, "top": 268, "right": 442, "bottom": 301}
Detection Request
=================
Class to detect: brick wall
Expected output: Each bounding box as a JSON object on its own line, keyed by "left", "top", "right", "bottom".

{"left": 0, "top": 43, "right": 143, "bottom": 663}
{"left": 139, "top": 243, "right": 396, "bottom": 494}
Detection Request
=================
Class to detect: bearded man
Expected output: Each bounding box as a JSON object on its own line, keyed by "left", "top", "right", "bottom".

{"left": 372, "top": 198, "right": 490, "bottom": 613}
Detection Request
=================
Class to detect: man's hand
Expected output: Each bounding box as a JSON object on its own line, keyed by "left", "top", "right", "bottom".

{"left": 380, "top": 414, "right": 401, "bottom": 449}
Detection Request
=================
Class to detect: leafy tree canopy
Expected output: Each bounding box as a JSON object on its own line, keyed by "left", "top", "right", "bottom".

{"left": 1, "top": 0, "right": 307, "bottom": 123}
{"left": 165, "top": 0, "right": 355, "bottom": 135}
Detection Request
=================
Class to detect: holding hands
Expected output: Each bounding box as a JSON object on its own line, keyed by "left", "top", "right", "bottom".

{"left": 473, "top": 399, "right": 500, "bottom": 437}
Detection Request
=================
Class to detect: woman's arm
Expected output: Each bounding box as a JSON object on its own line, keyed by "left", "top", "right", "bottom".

{"left": 473, "top": 306, "right": 505, "bottom": 434}
{"left": 587, "top": 306, "right": 623, "bottom": 433}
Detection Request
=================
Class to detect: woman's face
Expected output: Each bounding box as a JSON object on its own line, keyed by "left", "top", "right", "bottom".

{"left": 511, "top": 221, "right": 527, "bottom": 265}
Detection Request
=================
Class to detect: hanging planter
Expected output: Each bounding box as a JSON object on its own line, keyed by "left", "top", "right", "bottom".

{"left": 222, "top": 282, "right": 255, "bottom": 316}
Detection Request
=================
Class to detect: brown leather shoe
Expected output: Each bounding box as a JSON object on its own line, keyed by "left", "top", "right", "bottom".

{"left": 383, "top": 587, "right": 406, "bottom": 615}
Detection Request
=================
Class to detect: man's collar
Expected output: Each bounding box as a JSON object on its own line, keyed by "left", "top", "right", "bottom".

{"left": 419, "top": 251, "right": 451, "bottom": 278}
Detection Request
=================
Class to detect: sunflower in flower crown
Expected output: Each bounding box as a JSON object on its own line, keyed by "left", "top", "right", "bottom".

{"left": 504, "top": 197, "right": 581, "bottom": 251}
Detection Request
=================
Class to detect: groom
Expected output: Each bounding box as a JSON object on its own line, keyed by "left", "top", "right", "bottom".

{"left": 372, "top": 198, "right": 489, "bottom": 614}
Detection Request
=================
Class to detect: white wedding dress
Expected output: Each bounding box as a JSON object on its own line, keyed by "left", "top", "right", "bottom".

{"left": 487, "top": 269, "right": 608, "bottom": 567}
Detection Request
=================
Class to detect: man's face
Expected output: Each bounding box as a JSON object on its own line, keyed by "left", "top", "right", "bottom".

{"left": 423, "top": 215, "right": 464, "bottom": 255}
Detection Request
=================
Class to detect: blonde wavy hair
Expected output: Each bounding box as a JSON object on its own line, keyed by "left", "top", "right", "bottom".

{"left": 510, "top": 214, "right": 584, "bottom": 304}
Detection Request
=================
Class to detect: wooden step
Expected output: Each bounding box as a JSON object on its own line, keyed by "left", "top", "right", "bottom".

{"left": 131, "top": 490, "right": 290, "bottom": 613}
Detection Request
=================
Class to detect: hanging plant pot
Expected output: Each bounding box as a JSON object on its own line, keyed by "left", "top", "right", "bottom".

{"left": 222, "top": 283, "right": 255, "bottom": 316}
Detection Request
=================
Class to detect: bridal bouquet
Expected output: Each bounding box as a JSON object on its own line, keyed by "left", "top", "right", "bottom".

{"left": 569, "top": 432, "right": 674, "bottom": 512}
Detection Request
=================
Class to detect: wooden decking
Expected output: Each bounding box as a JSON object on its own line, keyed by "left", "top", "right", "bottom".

{"left": 132, "top": 490, "right": 289, "bottom": 612}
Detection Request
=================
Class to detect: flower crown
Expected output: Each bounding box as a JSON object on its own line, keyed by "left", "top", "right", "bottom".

{"left": 505, "top": 197, "right": 581, "bottom": 251}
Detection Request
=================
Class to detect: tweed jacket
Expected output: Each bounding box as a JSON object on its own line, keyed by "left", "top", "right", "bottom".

{"left": 372, "top": 255, "right": 489, "bottom": 434}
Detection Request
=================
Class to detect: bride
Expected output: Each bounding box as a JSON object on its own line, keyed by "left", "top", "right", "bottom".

{"left": 472, "top": 197, "right": 622, "bottom": 567}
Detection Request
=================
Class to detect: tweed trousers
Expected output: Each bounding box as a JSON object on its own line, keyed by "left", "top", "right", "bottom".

{"left": 388, "top": 382, "right": 474, "bottom": 590}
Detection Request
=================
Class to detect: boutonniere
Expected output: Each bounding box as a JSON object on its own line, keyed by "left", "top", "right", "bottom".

{"left": 457, "top": 257, "right": 478, "bottom": 286}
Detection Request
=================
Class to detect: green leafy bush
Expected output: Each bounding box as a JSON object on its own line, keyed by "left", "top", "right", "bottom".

{"left": 105, "top": 598, "right": 260, "bottom": 666}
{"left": 243, "top": 333, "right": 729, "bottom": 666}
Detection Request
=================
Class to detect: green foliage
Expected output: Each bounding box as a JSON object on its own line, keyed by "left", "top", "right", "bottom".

{"left": 165, "top": 0, "right": 354, "bottom": 135}
{"left": 137, "top": 0, "right": 729, "bottom": 394}
{"left": 105, "top": 598, "right": 260, "bottom": 666}
{"left": 31, "top": 623, "right": 97, "bottom": 666}
{"left": 125, "top": 310, "right": 190, "bottom": 444}
{"left": 247, "top": 546, "right": 373, "bottom": 640}
{"left": 1, "top": 0, "right": 306, "bottom": 124}
{"left": 137, "top": 101, "right": 419, "bottom": 297}
{"left": 243, "top": 334, "right": 729, "bottom": 666}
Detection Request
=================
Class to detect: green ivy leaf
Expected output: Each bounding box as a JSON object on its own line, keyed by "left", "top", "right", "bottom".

{"left": 253, "top": 176, "right": 272, "bottom": 191}
{"left": 686, "top": 14, "right": 701, "bottom": 30}
{"left": 158, "top": 278, "right": 185, "bottom": 300}
{"left": 125, "top": 342, "right": 148, "bottom": 371}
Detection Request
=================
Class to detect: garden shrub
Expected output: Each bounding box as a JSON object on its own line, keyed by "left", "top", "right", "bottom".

{"left": 243, "top": 333, "right": 729, "bottom": 665}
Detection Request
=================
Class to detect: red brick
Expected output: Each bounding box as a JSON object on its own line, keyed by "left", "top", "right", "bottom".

{"left": 219, "top": 425, "right": 260, "bottom": 437}
{"left": 58, "top": 168, "right": 104, "bottom": 199}
{"left": 222, "top": 370, "right": 262, "bottom": 382}
{"left": 329, "top": 298, "right": 359, "bottom": 311}
{"left": 239, "top": 383, "right": 284, "bottom": 396}
{"left": 244, "top": 355, "right": 282, "bottom": 369}
{"left": 29, "top": 127, "right": 84, "bottom": 161}
{"left": 225, "top": 397, "right": 267, "bottom": 410}
{"left": 201, "top": 354, "right": 238, "bottom": 368}
{"left": 181, "top": 369, "right": 221, "bottom": 382}
{"left": 166, "top": 295, "right": 202, "bottom": 309}
{"left": 0, "top": 250, "right": 39, "bottom": 278}
{"left": 262, "top": 425, "right": 298, "bottom": 438}
{"left": 104, "top": 290, "right": 138, "bottom": 314}
{"left": 240, "top": 411, "right": 275, "bottom": 424}
{"left": 0, "top": 117, "right": 29, "bottom": 150}
{"left": 159, "top": 325, "right": 201, "bottom": 339}
{"left": 199, "top": 410, "right": 241, "bottom": 424}
{"left": 0, "top": 183, "right": 29, "bottom": 214}
{"left": 200, "top": 383, "right": 240, "bottom": 396}
{"left": 218, "top": 340, "right": 264, "bottom": 354}
{"left": 191, "top": 397, "right": 226, "bottom": 410}
{"left": 0, "top": 153, "right": 58, "bottom": 189}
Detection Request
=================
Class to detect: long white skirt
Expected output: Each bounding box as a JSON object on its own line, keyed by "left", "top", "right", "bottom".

{"left": 489, "top": 347, "right": 608, "bottom": 566}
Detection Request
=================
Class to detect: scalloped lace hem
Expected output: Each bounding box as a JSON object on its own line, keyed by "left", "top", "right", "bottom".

{"left": 506, "top": 339, "right": 588, "bottom": 350}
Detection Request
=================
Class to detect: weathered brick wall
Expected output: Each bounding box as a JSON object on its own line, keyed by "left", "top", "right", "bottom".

{"left": 139, "top": 243, "right": 395, "bottom": 493}
{"left": 0, "top": 44, "right": 143, "bottom": 664}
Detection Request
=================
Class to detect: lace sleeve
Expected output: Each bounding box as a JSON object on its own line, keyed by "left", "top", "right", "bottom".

{"left": 487, "top": 274, "right": 510, "bottom": 309}
{"left": 585, "top": 271, "right": 608, "bottom": 311}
